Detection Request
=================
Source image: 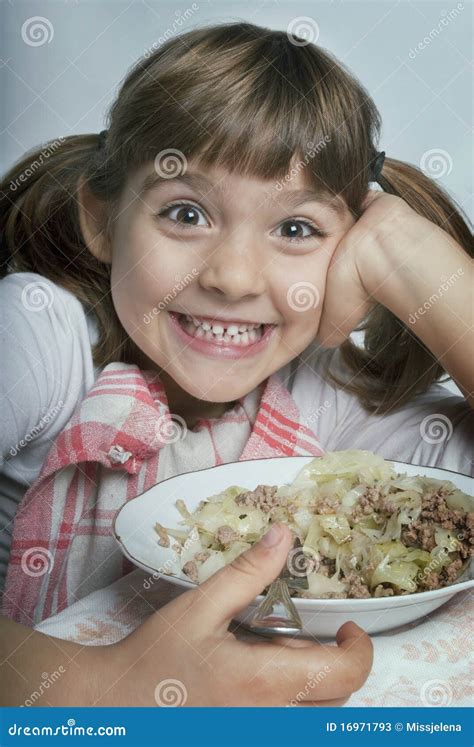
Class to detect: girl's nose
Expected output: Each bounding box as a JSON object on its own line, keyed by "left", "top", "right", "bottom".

{"left": 198, "top": 235, "right": 266, "bottom": 300}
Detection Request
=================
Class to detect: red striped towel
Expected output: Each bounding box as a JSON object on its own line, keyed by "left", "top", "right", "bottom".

{"left": 2, "top": 362, "right": 324, "bottom": 625}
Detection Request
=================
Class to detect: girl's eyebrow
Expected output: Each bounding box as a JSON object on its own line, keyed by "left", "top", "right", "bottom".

{"left": 139, "top": 172, "right": 346, "bottom": 218}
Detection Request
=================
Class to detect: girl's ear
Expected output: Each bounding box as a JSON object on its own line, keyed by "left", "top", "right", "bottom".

{"left": 77, "top": 175, "right": 112, "bottom": 264}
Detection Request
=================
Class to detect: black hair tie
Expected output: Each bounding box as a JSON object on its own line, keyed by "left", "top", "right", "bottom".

{"left": 97, "top": 129, "right": 108, "bottom": 150}
{"left": 370, "top": 150, "right": 385, "bottom": 182}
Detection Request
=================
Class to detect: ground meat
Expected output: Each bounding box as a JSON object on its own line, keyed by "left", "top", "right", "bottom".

{"left": 216, "top": 525, "right": 238, "bottom": 546}
{"left": 154, "top": 522, "right": 170, "bottom": 547}
{"left": 401, "top": 490, "right": 473, "bottom": 558}
{"left": 315, "top": 496, "right": 340, "bottom": 515}
{"left": 343, "top": 571, "right": 371, "bottom": 599}
{"left": 194, "top": 551, "right": 211, "bottom": 562}
{"left": 235, "top": 485, "right": 281, "bottom": 512}
{"left": 182, "top": 561, "right": 199, "bottom": 583}
{"left": 350, "top": 486, "right": 385, "bottom": 521}
{"left": 421, "top": 558, "right": 464, "bottom": 591}
{"left": 401, "top": 523, "right": 436, "bottom": 552}
{"left": 373, "top": 584, "right": 395, "bottom": 598}
{"left": 296, "top": 590, "right": 348, "bottom": 599}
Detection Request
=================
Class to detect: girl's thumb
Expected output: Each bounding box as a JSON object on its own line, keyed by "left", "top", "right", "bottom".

{"left": 196, "top": 523, "right": 294, "bottom": 631}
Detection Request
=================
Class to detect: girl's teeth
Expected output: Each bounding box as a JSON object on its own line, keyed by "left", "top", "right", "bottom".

{"left": 177, "top": 314, "right": 266, "bottom": 346}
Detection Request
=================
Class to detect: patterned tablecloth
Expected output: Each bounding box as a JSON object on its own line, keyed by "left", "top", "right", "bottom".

{"left": 35, "top": 569, "right": 473, "bottom": 707}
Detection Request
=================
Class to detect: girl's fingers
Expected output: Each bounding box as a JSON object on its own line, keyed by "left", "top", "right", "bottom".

{"left": 246, "top": 621, "right": 373, "bottom": 702}
{"left": 186, "top": 523, "right": 294, "bottom": 634}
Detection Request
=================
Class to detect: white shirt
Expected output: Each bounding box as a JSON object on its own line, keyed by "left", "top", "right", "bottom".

{"left": 1, "top": 272, "right": 472, "bottom": 589}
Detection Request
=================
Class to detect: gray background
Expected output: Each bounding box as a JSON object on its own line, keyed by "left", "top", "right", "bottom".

{"left": 1, "top": 0, "right": 472, "bottom": 394}
{"left": 1, "top": 0, "right": 472, "bottom": 220}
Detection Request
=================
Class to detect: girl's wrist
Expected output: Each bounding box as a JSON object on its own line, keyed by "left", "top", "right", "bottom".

{"left": 357, "top": 220, "right": 468, "bottom": 324}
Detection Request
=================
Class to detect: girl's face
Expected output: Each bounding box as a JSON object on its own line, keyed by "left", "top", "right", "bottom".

{"left": 109, "top": 159, "right": 355, "bottom": 408}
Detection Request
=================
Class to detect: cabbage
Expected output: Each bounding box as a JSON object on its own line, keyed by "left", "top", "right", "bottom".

{"left": 158, "top": 448, "right": 472, "bottom": 599}
{"left": 306, "top": 571, "right": 347, "bottom": 596}
{"left": 370, "top": 557, "right": 420, "bottom": 591}
{"left": 198, "top": 551, "right": 226, "bottom": 582}
{"left": 319, "top": 515, "right": 352, "bottom": 544}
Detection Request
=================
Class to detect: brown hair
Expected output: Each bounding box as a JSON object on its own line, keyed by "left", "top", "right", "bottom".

{"left": 1, "top": 21, "right": 471, "bottom": 413}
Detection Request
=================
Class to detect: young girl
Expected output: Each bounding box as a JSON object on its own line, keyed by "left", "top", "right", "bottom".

{"left": 0, "top": 21, "right": 471, "bottom": 707}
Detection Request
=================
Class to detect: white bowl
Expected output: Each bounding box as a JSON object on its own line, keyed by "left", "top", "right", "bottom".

{"left": 113, "top": 457, "right": 473, "bottom": 637}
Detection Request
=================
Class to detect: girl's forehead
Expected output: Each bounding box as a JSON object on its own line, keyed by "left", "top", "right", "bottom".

{"left": 131, "top": 156, "right": 347, "bottom": 216}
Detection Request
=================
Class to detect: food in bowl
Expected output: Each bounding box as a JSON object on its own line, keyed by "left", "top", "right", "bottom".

{"left": 154, "top": 450, "right": 473, "bottom": 599}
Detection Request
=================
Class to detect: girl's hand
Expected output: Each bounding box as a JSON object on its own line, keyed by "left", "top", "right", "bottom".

{"left": 93, "top": 524, "right": 373, "bottom": 706}
{"left": 316, "top": 189, "right": 472, "bottom": 402}
{"left": 317, "top": 190, "right": 460, "bottom": 347}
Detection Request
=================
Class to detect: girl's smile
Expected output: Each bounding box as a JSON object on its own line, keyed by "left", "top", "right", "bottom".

{"left": 168, "top": 310, "right": 279, "bottom": 359}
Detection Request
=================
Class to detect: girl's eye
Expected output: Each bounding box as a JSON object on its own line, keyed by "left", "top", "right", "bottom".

{"left": 157, "top": 201, "right": 208, "bottom": 228}
{"left": 275, "top": 219, "right": 327, "bottom": 242}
